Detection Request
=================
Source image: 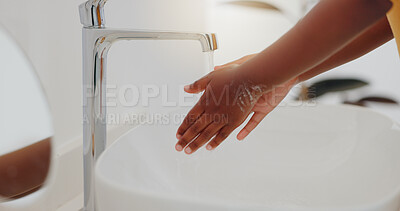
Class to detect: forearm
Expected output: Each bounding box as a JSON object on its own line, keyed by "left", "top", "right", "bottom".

{"left": 298, "top": 16, "right": 394, "bottom": 82}
{"left": 238, "top": 0, "right": 393, "bottom": 88}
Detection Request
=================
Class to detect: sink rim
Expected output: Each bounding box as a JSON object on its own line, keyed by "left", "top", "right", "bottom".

{"left": 95, "top": 103, "right": 400, "bottom": 210}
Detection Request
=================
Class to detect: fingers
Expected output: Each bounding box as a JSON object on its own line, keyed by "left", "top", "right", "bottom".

{"left": 206, "top": 126, "right": 234, "bottom": 150}
{"left": 176, "top": 104, "right": 204, "bottom": 139}
{"left": 184, "top": 122, "right": 224, "bottom": 154}
{"left": 184, "top": 73, "right": 213, "bottom": 94}
{"left": 175, "top": 114, "right": 213, "bottom": 152}
{"left": 237, "top": 112, "right": 267, "bottom": 141}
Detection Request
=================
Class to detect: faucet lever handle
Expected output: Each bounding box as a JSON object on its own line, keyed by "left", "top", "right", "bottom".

{"left": 79, "top": 0, "right": 107, "bottom": 27}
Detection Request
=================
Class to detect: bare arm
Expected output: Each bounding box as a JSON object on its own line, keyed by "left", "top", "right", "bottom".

{"left": 216, "top": 16, "right": 394, "bottom": 82}
{"left": 211, "top": 16, "right": 394, "bottom": 141}
{"left": 239, "top": 0, "right": 393, "bottom": 87}
{"left": 298, "top": 16, "right": 394, "bottom": 82}
{"left": 175, "top": 0, "right": 394, "bottom": 153}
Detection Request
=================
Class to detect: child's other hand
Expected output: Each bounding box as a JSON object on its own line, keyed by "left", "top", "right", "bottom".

{"left": 237, "top": 78, "right": 297, "bottom": 140}
{"left": 175, "top": 65, "right": 264, "bottom": 154}
{"left": 216, "top": 54, "right": 297, "bottom": 141}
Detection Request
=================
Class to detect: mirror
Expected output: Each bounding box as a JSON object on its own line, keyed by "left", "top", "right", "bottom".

{"left": 0, "top": 25, "right": 52, "bottom": 200}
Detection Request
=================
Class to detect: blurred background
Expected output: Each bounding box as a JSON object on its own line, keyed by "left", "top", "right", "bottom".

{"left": 1, "top": 0, "right": 399, "bottom": 149}
{"left": 0, "top": 0, "right": 399, "bottom": 209}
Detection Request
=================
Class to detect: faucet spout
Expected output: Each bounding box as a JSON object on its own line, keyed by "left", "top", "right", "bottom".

{"left": 81, "top": 27, "right": 217, "bottom": 211}
{"left": 89, "top": 28, "right": 218, "bottom": 52}
{"left": 80, "top": 1, "right": 218, "bottom": 210}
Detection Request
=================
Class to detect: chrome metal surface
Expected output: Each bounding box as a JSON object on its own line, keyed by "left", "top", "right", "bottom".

{"left": 79, "top": 1, "right": 218, "bottom": 210}
{"left": 79, "top": 0, "right": 107, "bottom": 27}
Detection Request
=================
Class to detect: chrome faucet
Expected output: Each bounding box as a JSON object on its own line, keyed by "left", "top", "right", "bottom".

{"left": 79, "top": 1, "right": 218, "bottom": 210}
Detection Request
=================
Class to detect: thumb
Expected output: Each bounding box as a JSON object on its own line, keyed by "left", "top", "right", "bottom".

{"left": 184, "top": 73, "right": 213, "bottom": 94}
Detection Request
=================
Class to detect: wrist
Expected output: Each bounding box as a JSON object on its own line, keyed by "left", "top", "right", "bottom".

{"left": 233, "top": 67, "right": 269, "bottom": 99}
{"left": 235, "top": 63, "right": 276, "bottom": 94}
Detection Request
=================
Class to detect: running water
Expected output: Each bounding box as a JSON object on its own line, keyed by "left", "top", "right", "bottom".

{"left": 207, "top": 51, "right": 215, "bottom": 73}
{"left": 175, "top": 52, "right": 215, "bottom": 198}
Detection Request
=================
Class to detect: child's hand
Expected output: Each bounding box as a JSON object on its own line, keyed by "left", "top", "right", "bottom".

{"left": 175, "top": 65, "right": 264, "bottom": 154}
{"left": 175, "top": 54, "right": 297, "bottom": 154}
{"left": 175, "top": 0, "right": 394, "bottom": 154}
{"left": 214, "top": 54, "right": 296, "bottom": 140}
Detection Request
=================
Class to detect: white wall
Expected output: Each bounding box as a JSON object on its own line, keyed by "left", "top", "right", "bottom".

{"left": 208, "top": 0, "right": 302, "bottom": 65}
{"left": 0, "top": 0, "right": 210, "bottom": 148}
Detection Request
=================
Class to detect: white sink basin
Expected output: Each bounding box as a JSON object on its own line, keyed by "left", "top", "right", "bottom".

{"left": 95, "top": 104, "right": 400, "bottom": 211}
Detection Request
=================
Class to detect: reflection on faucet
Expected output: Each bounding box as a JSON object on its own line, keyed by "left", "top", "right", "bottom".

{"left": 79, "top": 1, "right": 218, "bottom": 210}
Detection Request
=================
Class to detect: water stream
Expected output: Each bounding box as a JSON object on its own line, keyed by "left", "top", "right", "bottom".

{"left": 207, "top": 51, "right": 215, "bottom": 73}
{"left": 175, "top": 51, "right": 215, "bottom": 198}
